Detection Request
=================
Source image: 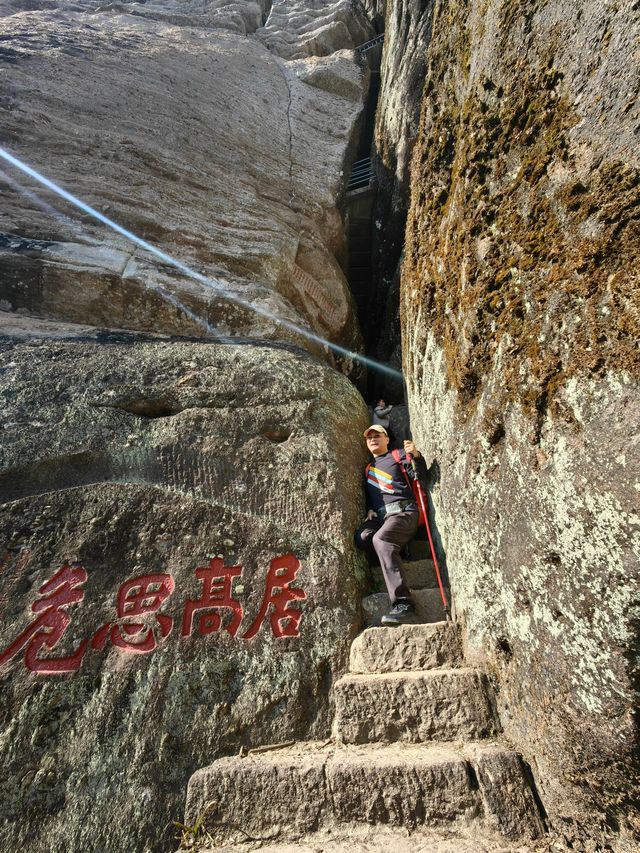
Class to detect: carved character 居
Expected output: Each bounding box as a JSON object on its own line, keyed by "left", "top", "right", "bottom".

{"left": 243, "top": 554, "right": 306, "bottom": 639}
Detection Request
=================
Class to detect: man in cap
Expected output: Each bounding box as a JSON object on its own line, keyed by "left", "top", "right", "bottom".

{"left": 354, "top": 425, "right": 429, "bottom": 625}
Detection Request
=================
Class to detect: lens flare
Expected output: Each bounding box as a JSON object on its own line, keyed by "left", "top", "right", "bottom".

{"left": 0, "top": 163, "right": 225, "bottom": 340}
{"left": 0, "top": 146, "right": 402, "bottom": 380}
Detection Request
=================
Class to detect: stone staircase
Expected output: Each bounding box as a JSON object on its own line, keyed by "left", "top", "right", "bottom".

{"left": 362, "top": 536, "right": 451, "bottom": 626}
{"left": 182, "top": 620, "right": 546, "bottom": 851}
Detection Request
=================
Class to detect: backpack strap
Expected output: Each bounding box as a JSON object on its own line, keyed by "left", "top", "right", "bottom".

{"left": 392, "top": 449, "right": 412, "bottom": 489}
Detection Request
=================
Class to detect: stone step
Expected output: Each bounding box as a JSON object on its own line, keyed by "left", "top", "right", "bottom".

{"left": 363, "top": 588, "right": 450, "bottom": 626}
{"left": 371, "top": 558, "right": 437, "bottom": 591}
{"left": 334, "top": 668, "right": 498, "bottom": 745}
{"left": 195, "top": 834, "right": 545, "bottom": 853}
{"left": 349, "top": 623, "right": 463, "bottom": 674}
{"left": 184, "top": 741, "right": 545, "bottom": 847}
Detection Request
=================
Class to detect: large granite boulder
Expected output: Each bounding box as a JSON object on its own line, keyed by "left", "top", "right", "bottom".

{"left": 400, "top": 0, "right": 639, "bottom": 850}
{"left": 257, "top": 0, "right": 373, "bottom": 61}
{"left": 0, "top": 314, "right": 369, "bottom": 852}
{"left": 0, "top": 2, "right": 375, "bottom": 851}
{"left": 0, "top": 0, "right": 365, "bottom": 356}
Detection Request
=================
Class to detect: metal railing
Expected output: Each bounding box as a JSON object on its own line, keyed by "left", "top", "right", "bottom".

{"left": 355, "top": 33, "right": 384, "bottom": 54}
{"left": 347, "top": 157, "right": 373, "bottom": 192}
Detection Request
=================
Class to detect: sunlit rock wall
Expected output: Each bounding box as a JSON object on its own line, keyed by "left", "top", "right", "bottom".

{"left": 257, "top": 0, "right": 372, "bottom": 60}
{"left": 0, "top": 0, "right": 373, "bottom": 356}
{"left": 0, "top": 3, "right": 374, "bottom": 852}
{"left": 401, "top": 0, "right": 639, "bottom": 849}
{"left": 0, "top": 316, "right": 369, "bottom": 853}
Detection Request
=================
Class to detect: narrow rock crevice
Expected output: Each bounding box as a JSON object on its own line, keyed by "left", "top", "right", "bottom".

{"left": 106, "top": 399, "right": 183, "bottom": 418}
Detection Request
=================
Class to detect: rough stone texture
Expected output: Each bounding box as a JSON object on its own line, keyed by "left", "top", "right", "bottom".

{"left": 0, "top": 4, "right": 381, "bottom": 850}
{"left": 257, "top": 0, "right": 373, "bottom": 60}
{"left": 197, "top": 831, "right": 560, "bottom": 853}
{"left": 367, "top": 0, "right": 434, "bottom": 396}
{"left": 0, "top": 0, "right": 366, "bottom": 360}
{"left": 0, "top": 316, "right": 370, "bottom": 853}
{"left": 327, "top": 744, "right": 479, "bottom": 826}
{"left": 399, "top": 0, "right": 640, "bottom": 848}
{"left": 349, "top": 623, "right": 463, "bottom": 673}
{"left": 374, "top": 0, "right": 432, "bottom": 193}
{"left": 186, "top": 743, "right": 330, "bottom": 841}
{"left": 185, "top": 740, "right": 543, "bottom": 847}
{"left": 465, "top": 744, "right": 547, "bottom": 842}
{"left": 334, "top": 669, "right": 498, "bottom": 744}
{"left": 362, "top": 587, "right": 450, "bottom": 626}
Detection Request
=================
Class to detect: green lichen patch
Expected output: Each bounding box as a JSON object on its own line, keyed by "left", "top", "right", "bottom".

{"left": 402, "top": 23, "right": 640, "bottom": 424}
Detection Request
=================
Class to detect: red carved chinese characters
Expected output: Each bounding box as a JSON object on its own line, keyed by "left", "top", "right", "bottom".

{"left": 0, "top": 563, "right": 88, "bottom": 674}
{"left": 243, "top": 553, "right": 306, "bottom": 639}
{"left": 1, "top": 552, "right": 305, "bottom": 674}
{"left": 181, "top": 558, "right": 243, "bottom": 638}
{"left": 92, "top": 573, "right": 174, "bottom": 654}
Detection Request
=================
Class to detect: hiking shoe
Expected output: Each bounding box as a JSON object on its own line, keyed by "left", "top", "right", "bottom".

{"left": 381, "top": 601, "right": 419, "bottom": 626}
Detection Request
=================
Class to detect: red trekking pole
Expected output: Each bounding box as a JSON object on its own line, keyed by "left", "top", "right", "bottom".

{"left": 411, "top": 459, "right": 451, "bottom": 621}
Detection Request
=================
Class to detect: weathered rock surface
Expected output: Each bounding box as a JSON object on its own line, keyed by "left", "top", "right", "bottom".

{"left": 257, "top": 0, "right": 373, "bottom": 60}
{"left": 398, "top": 0, "right": 640, "bottom": 848}
{"left": 374, "top": 0, "right": 432, "bottom": 193}
{"left": 0, "top": 4, "right": 382, "bottom": 852}
{"left": 0, "top": 0, "right": 366, "bottom": 357}
{"left": 0, "top": 314, "right": 369, "bottom": 853}
{"left": 186, "top": 617, "right": 544, "bottom": 849}
{"left": 349, "top": 623, "right": 463, "bottom": 673}
{"left": 334, "top": 668, "right": 498, "bottom": 744}
{"left": 366, "top": 0, "right": 434, "bottom": 395}
{"left": 196, "top": 829, "right": 559, "bottom": 853}
{"left": 185, "top": 740, "right": 541, "bottom": 846}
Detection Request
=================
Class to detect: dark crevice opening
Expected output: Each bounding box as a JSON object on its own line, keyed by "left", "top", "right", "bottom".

{"left": 108, "top": 400, "right": 184, "bottom": 419}
{"left": 466, "top": 762, "right": 480, "bottom": 791}
{"left": 496, "top": 636, "right": 513, "bottom": 661}
{"left": 521, "top": 759, "right": 550, "bottom": 831}
{"left": 261, "top": 0, "right": 273, "bottom": 27}
{"left": 488, "top": 423, "right": 505, "bottom": 446}
{"left": 261, "top": 428, "right": 292, "bottom": 443}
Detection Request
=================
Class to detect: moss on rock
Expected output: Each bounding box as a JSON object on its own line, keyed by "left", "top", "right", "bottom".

{"left": 402, "top": 2, "right": 639, "bottom": 423}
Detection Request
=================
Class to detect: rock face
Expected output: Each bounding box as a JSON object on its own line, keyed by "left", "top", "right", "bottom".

{"left": 257, "top": 0, "right": 373, "bottom": 60}
{"left": 2, "top": 1, "right": 638, "bottom": 851}
{"left": 0, "top": 3, "right": 375, "bottom": 852}
{"left": 0, "top": 0, "right": 367, "bottom": 357}
{"left": 398, "top": 0, "right": 640, "bottom": 849}
{"left": 334, "top": 668, "right": 497, "bottom": 744}
{"left": 367, "top": 0, "right": 434, "bottom": 397}
{"left": 0, "top": 315, "right": 369, "bottom": 852}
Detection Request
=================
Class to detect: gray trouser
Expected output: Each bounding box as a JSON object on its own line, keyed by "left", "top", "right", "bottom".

{"left": 354, "top": 511, "right": 419, "bottom": 604}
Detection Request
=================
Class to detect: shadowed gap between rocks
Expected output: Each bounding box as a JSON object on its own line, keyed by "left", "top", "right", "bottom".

{"left": 342, "top": 34, "right": 453, "bottom": 594}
